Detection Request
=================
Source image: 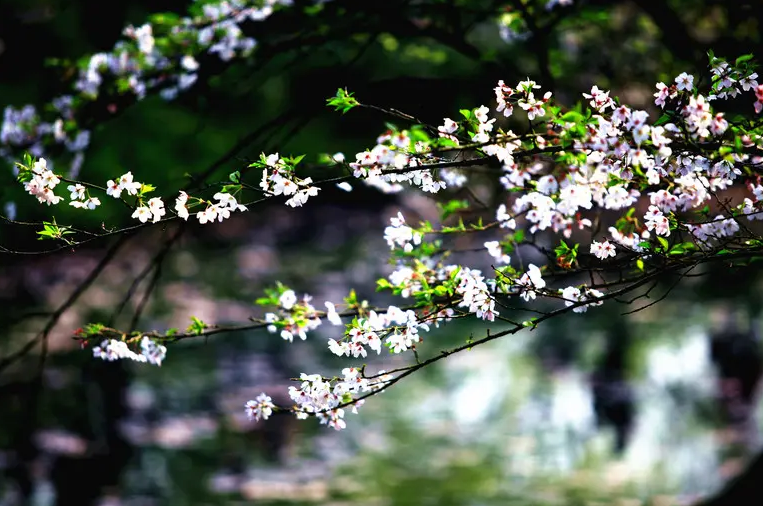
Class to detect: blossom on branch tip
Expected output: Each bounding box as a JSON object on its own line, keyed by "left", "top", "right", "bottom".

{"left": 117, "top": 172, "right": 142, "bottom": 196}
{"left": 245, "top": 393, "right": 275, "bottom": 422}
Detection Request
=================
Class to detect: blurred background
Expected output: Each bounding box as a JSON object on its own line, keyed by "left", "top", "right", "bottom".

{"left": 1, "top": 0, "right": 763, "bottom": 504}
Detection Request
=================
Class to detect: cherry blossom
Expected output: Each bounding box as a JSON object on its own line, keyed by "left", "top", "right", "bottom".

{"left": 675, "top": 72, "right": 694, "bottom": 91}
{"left": 516, "top": 264, "right": 546, "bottom": 301}
{"left": 93, "top": 336, "right": 166, "bottom": 366}
{"left": 131, "top": 206, "right": 152, "bottom": 223}
{"left": 175, "top": 191, "right": 190, "bottom": 220}
{"left": 67, "top": 184, "right": 86, "bottom": 200}
{"left": 590, "top": 240, "right": 616, "bottom": 260}
{"left": 245, "top": 393, "right": 275, "bottom": 422}
{"left": 117, "top": 172, "right": 142, "bottom": 196}
{"left": 16, "top": 45, "right": 763, "bottom": 434}
{"left": 384, "top": 212, "right": 423, "bottom": 252}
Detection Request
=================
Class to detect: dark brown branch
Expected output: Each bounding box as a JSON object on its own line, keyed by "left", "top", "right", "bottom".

{"left": 0, "top": 232, "right": 133, "bottom": 374}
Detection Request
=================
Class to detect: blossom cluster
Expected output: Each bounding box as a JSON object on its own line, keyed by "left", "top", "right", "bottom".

{"left": 178, "top": 190, "right": 248, "bottom": 224}
{"left": 384, "top": 211, "right": 423, "bottom": 252}
{"left": 329, "top": 305, "right": 432, "bottom": 357}
{"left": 132, "top": 198, "right": 166, "bottom": 223}
{"left": 452, "top": 266, "right": 499, "bottom": 322}
{"left": 515, "top": 264, "right": 547, "bottom": 302}
{"left": 263, "top": 289, "right": 323, "bottom": 342}
{"left": 1, "top": 0, "right": 306, "bottom": 173}
{"left": 244, "top": 393, "right": 275, "bottom": 422}
{"left": 281, "top": 368, "right": 390, "bottom": 430}
{"left": 559, "top": 285, "right": 605, "bottom": 313}
{"left": 257, "top": 153, "right": 320, "bottom": 207}
{"left": 349, "top": 130, "right": 446, "bottom": 194}
{"left": 22, "top": 158, "right": 63, "bottom": 206}
{"left": 19, "top": 160, "right": 253, "bottom": 226}
{"left": 2, "top": 100, "right": 90, "bottom": 176}
{"left": 706, "top": 58, "right": 759, "bottom": 102}
{"left": 92, "top": 336, "right": 167, "bottom": 366}
{"left": 68, "top": 183, "right": 101, "bottom": 210}
{"left": 644, "top": 205, "right": 670, "bottom": 237}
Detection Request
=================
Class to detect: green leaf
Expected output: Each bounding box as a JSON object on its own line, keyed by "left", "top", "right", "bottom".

{"left": 437, "top": 199, "right": 469, "bottom": 220}
{"left": 83, "top": 323, "right": 106, "bottom": 336}
{"left": 255, "top": 297, "right": 272, "bottom": 306}
{"left": 187, "top": 316, "right": 208, "bottom": 335}
{"left": 636, "top": 258, "right": 644, "bottom": 271}
{"left": 656, "top": 236, "right": 669, "bottom": 251}
{"left": 304, "top": 3, "right": 324, "bottom": 15}
{"left": 433, "top": 285, "right": 449, "bottom": 297}
{"left": 36, "top": 220, "right": 73, "bottom": 241}
{"left": 669, "top": 245, "right": 684, "bottom": 255}
{"left": 736, "top": 54, "right": 754, "bottom": 65}
{"left": 653, "top": 113, "right": 671, "bottom": 127}
{"left": 326, "top": 88, "right": 359, "bottom": 114}
{"left": 559, "top": 110, "right": 584, "bottom": 123}
{"left": 344, "top": 289, "right": 359, "bottom": 306}
{"left": 148, "top": 12, "right": 180, "bottom": 25}
{"left": 554, "top": 239, "right": 570, "bottom": 257}
{"left": 433, "top": 137, "right": 459, "bottom": 148}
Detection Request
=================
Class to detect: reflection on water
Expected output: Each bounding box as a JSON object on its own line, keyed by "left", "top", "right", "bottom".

{"left": 352, "top": 322, "right": 730, "bottom": 504}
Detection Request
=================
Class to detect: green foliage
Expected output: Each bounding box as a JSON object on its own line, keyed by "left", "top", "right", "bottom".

{"left": 187, "top": 316, "right": 208, "bottom": 335}
{"left": 326, "top": 88, "right": 360, "bottom": 114}
{"left": 554, "top": 239, "right": 579, "bottom": 268}
{"left": 37, "top": 219, "right": 74, "bottom": 242}
{"left": 437, "top": 199, "right": 469, "bottom": 220}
